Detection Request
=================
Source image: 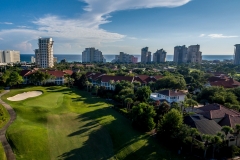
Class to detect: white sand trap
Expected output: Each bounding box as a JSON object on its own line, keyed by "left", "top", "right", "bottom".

{"left": 7, "top": 91, "right": 43, "bottom": 101}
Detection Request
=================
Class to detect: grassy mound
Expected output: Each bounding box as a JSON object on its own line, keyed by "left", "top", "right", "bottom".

{"left": 3, "top": 86, "right": 186, "bottom": 160}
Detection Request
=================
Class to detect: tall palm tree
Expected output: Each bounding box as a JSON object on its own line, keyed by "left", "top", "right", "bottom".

{"left": 235, "top": 124, "right": 240, "bottom": 146}
{"left": 124, "top": 98, "right": 133, "bottom": 111}
{"left": 185, "top": 98, "right": 198, "bottom": 112}
{"left": 202, "top": 134, "right": 212, "bottom": 159}
{"left": 189, "top": 128, "right": 200, "bottom": 153}
{"left": 221, "top": 126, "right": 234, "bottom": 146}
{"left": 211, "top": 135, "right": 222, "bottom": 159}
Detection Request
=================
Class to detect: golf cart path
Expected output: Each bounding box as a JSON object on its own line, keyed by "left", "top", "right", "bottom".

{"left": 0, "top": 90, "right": 16, "bottom": 160}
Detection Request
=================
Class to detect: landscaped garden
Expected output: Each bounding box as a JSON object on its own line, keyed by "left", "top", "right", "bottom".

{"left": 2, "top": 86, "right": 186, "bottom": 160}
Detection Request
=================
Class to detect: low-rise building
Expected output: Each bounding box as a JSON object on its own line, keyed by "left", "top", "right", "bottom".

{"left": 150, "top": 89, "right": 186, "bottom": 103}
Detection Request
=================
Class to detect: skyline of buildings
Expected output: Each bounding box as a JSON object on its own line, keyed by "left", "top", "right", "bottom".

{"left": 35, "top": 37, "right": 54, "bottom": 68}
{"left": 82, "top": 47, "right": 106, "bottom": 63}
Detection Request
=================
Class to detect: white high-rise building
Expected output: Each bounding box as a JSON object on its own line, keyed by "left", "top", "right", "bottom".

{"left": 82, "top": 47, "right": 105, "bottom": 63}
{"left": 35, "top": 37, "right": 54, "bottom": 68}
{"left": 141, "top": 47, "right": 151, "bottom": 63}
{"left": 234, "top": 44, "right": 240, "bottom": 65}
{"left": 187, "top": 45, "right": 202, "bottom": 63}
{"left": 0, "top": 50, "right": 20, "bottom": 63}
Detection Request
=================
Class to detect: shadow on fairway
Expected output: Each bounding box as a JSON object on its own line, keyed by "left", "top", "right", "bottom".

{"left": 58, "top": 89, "right": 182, "bottom": 160}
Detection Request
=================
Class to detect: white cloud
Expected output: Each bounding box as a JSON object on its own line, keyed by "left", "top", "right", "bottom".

{"left": 17, "top": 26, "right": 31, "bottom": 28}
{"left": 0, "top": 0, "right": 190, "bottom": 53}
{"left": 0, "top": 38, "right": 3, "bottom": 40}
{"left": 199, "top": 34, "right": 205, "bottom": 37}
{"left": 0, "top": 22, "right": 13, "bottom": 25}
{"left": 208, "top": 34, "right": 238, "bottom": 38}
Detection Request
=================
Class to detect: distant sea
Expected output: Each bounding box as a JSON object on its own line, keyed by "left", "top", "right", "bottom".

{"left": 20, "top": 54, "right": 234, "bottom": 63}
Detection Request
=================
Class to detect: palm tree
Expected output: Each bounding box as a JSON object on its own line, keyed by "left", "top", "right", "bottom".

{"left": 124, "top": 98, "right": 133, "bottom": 111}
{"left": 86, "top": 81, "right": 90, "bottom": 91}
{"left": 133, "top": 81, "right": 141, "bottom": 90}
{"left": 189, "top": 128, "right": 200, "bottom": 153}
{"left": 221, "top": 126, "right": 234, "bottom": 146}
{"left": 202, "top": 134, "right": 212, "bottom": 159}
{"left": 211, "top": 135, "right": 222, "bottom": 159}
{"left": 235, "top": 124, "right": 240, "bottom": 146}
{"left": 185, "top": 98, "right": 198, "bottom": 112}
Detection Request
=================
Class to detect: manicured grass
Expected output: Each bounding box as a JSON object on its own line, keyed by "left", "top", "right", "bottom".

{"left": 2, "top": 86, "right": 187, "bottom": 160}
{"left": 0, "top": 104, "right": 10, "bottom": 129}
{"left": 0, "top": 142, "right": 7, "bottom": 160}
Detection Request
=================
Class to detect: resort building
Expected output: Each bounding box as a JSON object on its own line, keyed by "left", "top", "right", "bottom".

{"left": 0, "top": 50, "right": 20, "bottom": 63}
{"left": 82, "top": 47, "right": 105, "bottom": 63}
{"left": 173, "top": 45, "right": 188, "bottom": 63}
{"left": 141, "top": 47, "right": 151, "bottom": 63}
{"left": 112, "top": 52, "right": 138, "bottom": 63}
{"left": 153, "top": 49, "right": 167, "bottom": 63}
{"left": 35, "top": 37, "right": 54, "bottom": 68}
{"left": 234, "top": 44, "right": 240, "bottom": 65}
{"left": 187, "top": 45, "right": 202, "bottom": 63}
{"left": 173, "top": 45, "right": 202, "bottom": 64}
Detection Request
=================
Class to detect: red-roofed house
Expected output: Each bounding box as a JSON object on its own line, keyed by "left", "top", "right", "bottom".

{"left": 101, "top": 75, "right": 134, "bottom": 90}
{"left": 20, "top": 69, "right": 73, "bottom": 85}
{"left": 206, "top": 75, "right": 240, "bottom": 88}
{"left": 134, "top": 75, "right": 163, "bottom": 85}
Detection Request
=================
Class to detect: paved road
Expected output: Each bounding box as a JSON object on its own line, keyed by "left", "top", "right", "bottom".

{"left": 0, "top": 90, "right": 16, "bottom": 160}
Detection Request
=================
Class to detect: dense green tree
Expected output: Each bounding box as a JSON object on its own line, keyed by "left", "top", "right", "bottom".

{"left": 155, "top": 76, "right": 186, "bottom": 90}
{"left": 202, "top": 134, "right": 212, "bottom": 158}
{"left": 114, "top": 80, "right": 134, "bottom": 95}
{"left": 157, "top": 109, "right": 183, "bottom": 138}
{"left": 124, "top": 98, "right": 133, "bottom": 111}
{"left": 185, "top": 98, "right": 198, "bottom": 112}
{"left": 131, "top": 103, "right": 156, "bottom": 131}
{"left": 189, "top": 128, "right": 200, "bottom": 153}
{"left": 235, "top": 124, "right": 240, "bottom": 146}
{"left": 78, "top": 74, "right": 87, "bottom": 89}
{"left": 28, "top": 71, "right": 52, "bottom": 85}
{"left": 6, "top": 71, "right": 23, "bottom": 87}
{"left": 135, "top": 86, "right": 151, "bottom": 102}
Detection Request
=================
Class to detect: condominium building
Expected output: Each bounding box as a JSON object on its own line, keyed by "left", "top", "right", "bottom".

{"left": 82, "top": 47, "right": 105, "bottom": 63}
{"left": 35, "top": 37, "right": 54, "bottom": 68}
{"left": 0, "top": 50, "right": 20, "bottom": 63}
{"left": 141, "top": 47, "right": 151, "bottom": 63}
{"left": 153, "top": 49, "right": 167, "bottom": 63}
{"left": 112, "top": 52, "right": 138, "bottom": 63}
{"left": 174, "top": 45, "right": 202, "bottom": 64}
{"left": 234, "top": 44, "right": 240, "bottom": 65}
{"left": 187, "top": 45, "right": 202, "bottom": 63}
{"left": 173, "top": 45, "right": 188, "bottom": 63}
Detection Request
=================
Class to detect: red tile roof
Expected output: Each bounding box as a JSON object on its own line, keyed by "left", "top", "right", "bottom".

{"left": 210, "top": 78, "right": 240, "bottom": 88}
{"left": 134, "top": 75, "right": 163, "bottom": 84}
{"left": 198, "top": 104, "right": 240, "bottom": 120}
{"left": 86, "top": 72, "right": 105, "bottom": 80}
{"left": 63, "top": 70, "right": 73, "bottom": 75}
{"left": 158, "top": 90, "right": 186, "bottom": 96}
{"left": 101, "top": 75, "right": 134, "bottom": 83}
{"left": 219, "top": 114, "right": 240, "bottom": 128}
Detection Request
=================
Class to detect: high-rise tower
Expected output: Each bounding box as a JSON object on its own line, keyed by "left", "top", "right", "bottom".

{"left": 35, "top": 37, "right": 54, "bottom": 68}
{"left": 234, "top": 44, "right": 240, "bottom": 65}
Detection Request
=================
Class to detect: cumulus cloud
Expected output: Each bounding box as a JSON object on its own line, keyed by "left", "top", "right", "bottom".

{"left": 208, "top": 34, "right": 238, "bottom": 38}
{"left": 0, "top": 22, "right": 13, "bottom": 25}
{"left": 0, "top": 0, "right": 190, "bottom": 53}
{"left": 199, "top": 34, "right": 205, "bottom": 37}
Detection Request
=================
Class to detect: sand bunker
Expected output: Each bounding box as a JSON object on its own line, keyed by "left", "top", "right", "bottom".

{"left": 7, "top": 91, "right": 43, "bottom": 101}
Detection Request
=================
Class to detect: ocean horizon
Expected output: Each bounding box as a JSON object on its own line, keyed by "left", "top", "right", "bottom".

{"left": 20, "top": 54, "right": 234, "bottom": 63}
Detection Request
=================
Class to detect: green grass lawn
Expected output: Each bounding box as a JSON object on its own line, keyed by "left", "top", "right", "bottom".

{"left": 2, "top": 86, "right": 187, "bottom": 160}
{"left": 0, "top": 142, "right": 7, "bottom": 160}
{"left": 0, "top": 101, "right": 10, "bottom": 160}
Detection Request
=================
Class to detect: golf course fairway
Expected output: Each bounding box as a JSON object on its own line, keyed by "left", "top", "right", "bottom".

{"left": 2, "top": 86, "right": 183, "bottom": 160}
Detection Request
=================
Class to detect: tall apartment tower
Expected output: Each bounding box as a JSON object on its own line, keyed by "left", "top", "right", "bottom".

{"left": 173, "top": 45, "right": 188, "bottom": 63}
{"left": 234, "top": 44, "right": 240, "bottom": 65}
{"left": 153, "top": 49, "right": 167, "bottom": 63}
{"left": 82, "top": 47, "right": 105, "bottom": 63}
{"left": 141, "top": 47, "right": 151, "bottom": 63}
{"left": 0, "top": 50, "right": 20, "bottom": 63}
{"left": 187, "top": 45, "right": 202, "bottom": 63}
{"left": 35, "top": 38, "right": 54, "bottom": 68}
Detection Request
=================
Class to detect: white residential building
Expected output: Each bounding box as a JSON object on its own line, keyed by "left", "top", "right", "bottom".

{"left": 150, "top": 90, "right": 186, "bottom": 103}
{"left": 35, "top": 37, "right": 54, "bottom": 68}
{"left": 82, "top": 47, "right": 105, "bottom": 63}
{"left": 0, "top": 50, "right": 20, "bottom": 63}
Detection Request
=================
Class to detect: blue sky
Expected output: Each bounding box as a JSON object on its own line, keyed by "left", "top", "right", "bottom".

{"left": 0, "top": 0, "right": 239, "bottom": 55}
